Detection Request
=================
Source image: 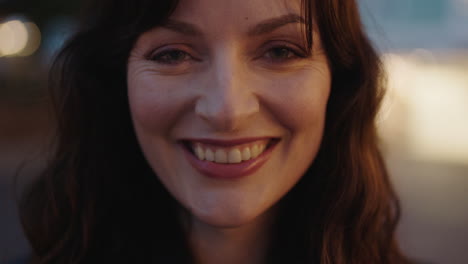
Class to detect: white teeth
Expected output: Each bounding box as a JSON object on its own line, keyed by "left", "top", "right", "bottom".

{"left": 195, "top": 144, "right": 205, "bottom": 160}
{"left": 260, "top": 144, "right": 266, "bottom": 153}
{"left": 190, "top": 141, "right": 270, "bottom": 163}
{"left": 228, "top": 149, "right": 242, "bottom": 163}
{"left": 205, "top": 149, "right": 214, "bottom": 161}
{"left": 215, "top": 149, "right": 228, "bottom": 163}
{"left": 241, "top": 148, "right": 251, "bottom": 161}
{"left": 251, "top": 145, "right": 260, "bottom": 158}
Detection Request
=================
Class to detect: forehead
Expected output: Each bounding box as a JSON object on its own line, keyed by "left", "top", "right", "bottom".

{"left": 169, "top": 0, "right": 302, "bottom": 30}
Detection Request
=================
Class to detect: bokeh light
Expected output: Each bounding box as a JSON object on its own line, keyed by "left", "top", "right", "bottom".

{"left": 0, "top": 18, "right": 41, "bottom": 57}
{"left": 0, "top": 20, "right": 28, "bottom": 56}
{"left": 380, "top": 51, "right": 468, "bottom": 164}
{"left": 20, "top": 22, "right": 42, "bottom": 56}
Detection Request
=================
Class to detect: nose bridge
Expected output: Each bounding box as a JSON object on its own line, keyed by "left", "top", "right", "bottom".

{"left": 195, "top": 48, "right": 259, "bottom": 131}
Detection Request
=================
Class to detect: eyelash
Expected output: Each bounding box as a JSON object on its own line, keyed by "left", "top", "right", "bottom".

{"left": 261, "top": 44, "right": 307, "bottom": 62}
{"left": 149, "top": 49, "right": 195, "bottom": 65}
{"left": 149, "top": 44, "right": 306, "bottom": 65}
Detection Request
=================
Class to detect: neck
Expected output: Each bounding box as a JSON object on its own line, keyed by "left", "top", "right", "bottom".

{"left": 186, "top": 209, "right": 276, "bottom": 264}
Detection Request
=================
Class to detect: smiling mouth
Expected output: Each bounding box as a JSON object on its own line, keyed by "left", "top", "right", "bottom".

{"left": 181, "top": 138, "right": 279, "bottom": 164}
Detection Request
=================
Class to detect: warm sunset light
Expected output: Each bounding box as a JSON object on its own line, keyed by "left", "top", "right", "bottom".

{"left": 380, "top": 51, "right": 468, "bottom": 164}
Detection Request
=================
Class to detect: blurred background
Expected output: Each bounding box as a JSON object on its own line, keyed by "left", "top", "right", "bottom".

{"left": 0, "top": 0, "right": 467, "bottom": 263}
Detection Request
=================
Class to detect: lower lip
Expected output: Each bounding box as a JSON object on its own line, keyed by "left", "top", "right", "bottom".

{"left": 182, "top": 140, "right": 278, "bottom": 179}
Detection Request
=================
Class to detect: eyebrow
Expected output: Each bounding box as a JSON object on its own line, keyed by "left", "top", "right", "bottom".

{"left": 161, "top": 14, "right": 305, "bottom": 37}
{"left": 247, "top": 14, "right": 305, "bottom": 36}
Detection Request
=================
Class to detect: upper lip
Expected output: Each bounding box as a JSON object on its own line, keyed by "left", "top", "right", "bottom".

{"left": 180, "top": 137, "right": 279, "bottom": 147}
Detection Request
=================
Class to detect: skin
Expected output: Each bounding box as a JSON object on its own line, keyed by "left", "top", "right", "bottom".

{"left": 127, "top": 0, "right": 331, "bottom": 263}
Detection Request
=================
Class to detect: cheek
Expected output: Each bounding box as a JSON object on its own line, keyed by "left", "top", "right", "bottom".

{"left": 265, "top": 68, "right": 331, "bottom": 130}
{"left": 127, "top": 74, "right": 191, "bottom": 134}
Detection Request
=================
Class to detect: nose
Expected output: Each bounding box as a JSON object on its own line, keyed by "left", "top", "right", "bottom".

{"left": 195, "top": 53, "right": 259, "bottom": 132}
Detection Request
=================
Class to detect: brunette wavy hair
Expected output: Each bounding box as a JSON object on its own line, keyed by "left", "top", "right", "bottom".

{"left": 20, "top": 0, "right": 409, "bottom": 263}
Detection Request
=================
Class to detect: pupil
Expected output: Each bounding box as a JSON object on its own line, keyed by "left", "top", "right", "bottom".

{"left": 159, "top": 50, "right": 185, "bottom": 63}
{"left": 169, "top": 51, "right": 184, "bottom": 60}
{"left": 273, "top": 48, "right": 289, "bottom": 58}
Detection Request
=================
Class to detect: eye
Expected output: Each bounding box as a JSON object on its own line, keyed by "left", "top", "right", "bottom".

{"left": 150, "top": 49, "right": 193, "bottom": 65}
{"left": 263, "top": 45, "right": 306, "bottom": 63}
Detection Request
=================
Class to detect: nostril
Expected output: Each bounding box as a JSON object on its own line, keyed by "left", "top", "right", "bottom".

{"left": 193, "top": 90, "right": 260, "bottom": 132}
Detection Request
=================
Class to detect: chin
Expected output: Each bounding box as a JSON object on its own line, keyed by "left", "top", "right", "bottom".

{"left": 187, "top": 205, "right": 263, "bottom": 229}
{"left": 194, "top": 212, "right": 255, "bottom": 228}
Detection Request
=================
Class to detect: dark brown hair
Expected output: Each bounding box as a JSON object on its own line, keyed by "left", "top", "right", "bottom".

{"left": 20, "top": 0, "right": 409, "bottom": 263}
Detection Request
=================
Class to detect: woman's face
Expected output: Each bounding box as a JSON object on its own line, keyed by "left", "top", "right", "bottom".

{"left": 127, "top": 0, "right": 331, "bottom": 227}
